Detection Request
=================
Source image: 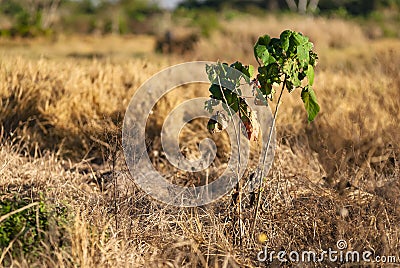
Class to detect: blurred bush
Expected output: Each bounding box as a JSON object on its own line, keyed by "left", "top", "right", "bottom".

{"left": 0, "top": 0, "right": 162, "bottom": 37}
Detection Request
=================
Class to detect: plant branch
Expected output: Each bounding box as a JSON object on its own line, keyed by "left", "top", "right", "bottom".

{"left": 236, "top": 94, "right": 243, "bottom": 247}
{"left": 0, "top": 202, "right": 39, "bottom": 223}
{"left": 0, "top": 222, "right": 26, "bottom": 263}
{"left": 216, "top": 75, "right": 243, "bottom": 246}
{"left": 216, "top": 76, "right": 241, "bottom": 181}
{"left": 251, "top": 75, "right": 286, "bottom": 235}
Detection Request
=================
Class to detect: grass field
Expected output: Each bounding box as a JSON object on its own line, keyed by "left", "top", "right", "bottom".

{"left": 0, "top": 14, "right": 399, "bottom": 267}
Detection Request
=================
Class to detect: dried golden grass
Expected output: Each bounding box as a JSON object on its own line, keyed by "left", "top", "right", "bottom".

{"left": 1, "top": 132, "right": 398, "bottom": 267}
{"left": 0, "top": 15, "right": 399, "bottom": 267}
{"left": 191, "top": 14, "right": 367, "bottom": 63}
{"left": 0, "top": 56, "right": 165, "bottom": 160}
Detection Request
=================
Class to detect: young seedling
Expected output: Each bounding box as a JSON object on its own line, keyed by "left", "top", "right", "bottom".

{"left": 205, "top": 30, "right": 320, "bottom": 242}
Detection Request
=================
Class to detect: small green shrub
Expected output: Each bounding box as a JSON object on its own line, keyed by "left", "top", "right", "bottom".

{"left": 205, "top": 30, "right": 320, "bottom": 234}
{"left": 0, "top": 198, "right": 49, "bottom": 258}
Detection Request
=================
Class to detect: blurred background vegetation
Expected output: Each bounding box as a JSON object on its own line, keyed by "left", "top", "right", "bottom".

{"left": 0, "top": 0, "right": 399, "bottom": 38}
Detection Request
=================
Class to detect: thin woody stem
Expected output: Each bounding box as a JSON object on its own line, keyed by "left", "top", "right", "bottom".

{"left": 216, "top": 75, "right": 242, "bottom": 246}
{"left": 251, "top": 75, "right": 286, "bottom": 235}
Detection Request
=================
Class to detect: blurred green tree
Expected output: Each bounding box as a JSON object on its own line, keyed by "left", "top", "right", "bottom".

{"left": 178, "top": 0, "right": 399, "bottom": 14}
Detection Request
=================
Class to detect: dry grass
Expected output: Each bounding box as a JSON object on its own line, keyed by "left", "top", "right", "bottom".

{"left": 0, "top": 34, "right": 155, "bottom": 60}
{"left": 0, "top": 14, "right": 399, "bottom": 267}
{"left": 191, "top": 14, "right": 367, "bottom": 63}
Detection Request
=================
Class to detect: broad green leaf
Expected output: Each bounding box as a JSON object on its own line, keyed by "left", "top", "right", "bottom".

{"left": 209, "top": 84, "right": 223, "bottom": 100}
{"left": 306, "top": 65, "right": 314, "bottom": 86}
{"left": 267, "top": 55, "right": 276, "bottom": 65}
{"left": 255, "top": 45, "right": 274, "bottom": 66}
{"left": 254, "top": 35, "right": 277, "bottom": 66}
{"left": 256, "top": 73, "right": 272, "bottom": 96}
{"left": 254, "top": 35, "right": 271, "bottom": 62}
{"left": 230, "top": 61, "right": 242, "bottom": 69}
{"left": 260, "top": 63, "right": 280, "bottom": 79}
{"left": 290, "top": 73, "right": 301, "bottom": 88}
{"left": 292, "top": 32, "right": 308, "bottom": 45}
{"left": 255, "top": 44, "right": 266, "bottom": 60}
{"left": 269, "top": 38, "right": 281, "bottom": 48}
{"left": 283, "top": 58, "right": 301, "bottom": 88}
{"left": 269, "top": 38, "right": 284, "bottom": 60}
{"left": 222, "top": 100, "right": 239, "bottom": 113}
{"left": 297, "top": 44, "right": 309, "bottom": 67}
{"left": 301, "top": 86, "right": 320, "bottom": 122}
{"left": 220, "top": 62, "right": 228, "bottom": 75}
{"left": 280, "top": 30, "right": 292, "bottom": 52}
{"left": 220, "top": 77, "right": 236, "bottom": 91}
{"left": 207, "top": 30, "right": 320, "bottom": 137}
{"left": 258, "top": 64, "right": 281, "bottom": 97}
{"left": 230, "top": 61, "right": 248, "bottom": 77}
{"left": 220, "top": 90, "right": 239, "bottom": 112}
{"left": 230, "top": 61, "right": 255, "bottom": 82}
{"left": 224, "top": 90, "right": 234, "bottom": 104}
{"left": 255, "top": 35, "right": 271, "bottom": 46}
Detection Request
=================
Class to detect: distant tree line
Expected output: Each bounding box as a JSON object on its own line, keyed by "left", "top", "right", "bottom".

{"left": 0, "top": 0, "right": 161, "bottom": 37}
{"left": 0, "top": 0, "right": 399, "bottom": 37}
{"left": 179, "top": 0, "right": 400, "bottom": 15}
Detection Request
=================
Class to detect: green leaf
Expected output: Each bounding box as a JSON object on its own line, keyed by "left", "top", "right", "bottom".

{"left": 269, "top": 38, "right": 281, "bottom": 48}
{"left": 280, "top": 30, "right": 292, "bottom": 52}
{"left": 297, "top": 44, "right": 309, "bottom": 67}
{"left": 259, "top": 64, "right": 280, "bottom": 82}
{"left": 255, "top": 34, "right": 271, "bottom": 46}
{"left": 282, "top": 59, "right": 291, "bottom": 74}
{"left": 304, "top": 41, "right": 313, "bottom": 51}
{"left": 254, "top": 35, "right": 277, "bottom": 66}
{"left": 220, "top": 77, "right": 236, "bottom": 90}
{"left": 257, "top": 64, "right": 281, "bottom": 97}
{"left": 248, "top": 64, "right": 255, "bottom": 78}
{"left": 301, "top": 86, "right": 320, "bottom": 122}
{"left": 225, "top": 91, "right": 234, "bottom": 104}
{"left": 291, "top": 32, "right": 308, "bottom": 45}
{"left": 209, "top": 84, "right": 223, "bottom": 100}
{"left": 230, "top": 61, "right": 255, "bottom": 82}
{"left": 254, "top": 35, "right": 270, "bottom": 63}
{"left": 290, "top": 73, "right": 301, "bottom": 88}
{"left": 306, "top": 65, "right": 314, "bottom": 86}
{"left": 255, "top": 45, "right": 269, "bottom": 65}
